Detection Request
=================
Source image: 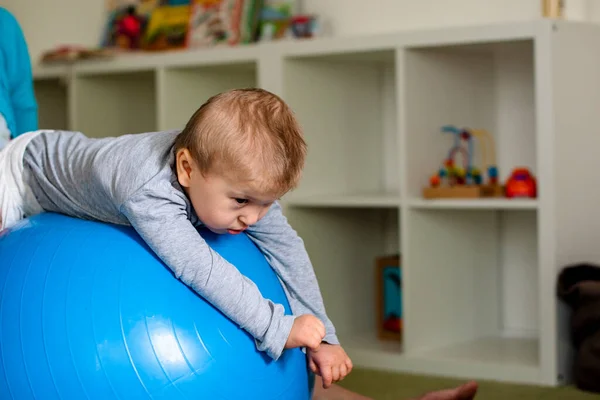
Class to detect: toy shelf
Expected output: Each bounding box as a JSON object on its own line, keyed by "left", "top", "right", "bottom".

{"left": 403, "top": 38, "right": 536, "bottom": 202}
{"left": 31, "top": 19, "right": 600, "bottom": 387}
{"left": 396, "top": 26, "right": 545, "bottom": 384}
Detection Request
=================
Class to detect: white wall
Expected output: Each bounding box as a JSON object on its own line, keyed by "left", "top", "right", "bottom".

{"left": 2, "top": 0, "right": 598, "bottom": 63}
{"left": 303, "top": 0, "right": 539, "bottom": 36}
{"left": 0, "top": 0, "right": 107, "bottom": 63}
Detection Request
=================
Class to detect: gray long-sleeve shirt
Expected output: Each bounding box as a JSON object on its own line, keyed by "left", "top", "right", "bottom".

{"left": 22, "top": 129, "right": 338, "bottom": 360}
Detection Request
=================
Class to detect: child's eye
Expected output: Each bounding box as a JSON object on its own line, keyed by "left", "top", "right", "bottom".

{"left": 235, "top": 198, "right": 248, "bottom": 205}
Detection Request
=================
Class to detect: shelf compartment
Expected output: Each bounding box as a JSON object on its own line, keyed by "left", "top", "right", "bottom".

{"left": 402, "top": 39, "right": 537, "bottom": 200}
{"left": 285, "top": 207, "right": 400, "bottom": 348}
{"left": 284, "top": 192, "right": 400, "bottom": 208}
{"left": 34, "top": 76, "right": 69, "bottom": 131}
{"left": 405, "top": 337, "right": 539, "bottom": 384}
{"left": 412, "top": 336, "right": 538, "bottom": 368}
{"left": 159, "top": 63, "right": 257, "bottom": 131}
{"left": 282, "top": 49, "right": 398, "bottom": 199}
{"left": 403, "top": 208, "right": 539, "bottom": 365}
{"left": 342, "top": 333, "right": 539, "bottom": 384}
{"left": 73, "top": 69, "right": 157, "bottom": 138}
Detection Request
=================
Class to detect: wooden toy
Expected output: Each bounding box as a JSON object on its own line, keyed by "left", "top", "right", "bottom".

{"left": 423, "top": 125, "right": 504, "bottom": 199}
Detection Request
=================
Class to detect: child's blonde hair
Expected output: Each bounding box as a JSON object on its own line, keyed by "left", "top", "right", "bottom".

{"left": 174, "top": 88, "right": 307, "bottom": 197}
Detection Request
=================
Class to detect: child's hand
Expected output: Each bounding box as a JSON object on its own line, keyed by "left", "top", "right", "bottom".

{"left": 285, "top": 314, "right": 325, "bottom": 350}
{"left": 307, "top": 343, "right": 353, "bottom": 389}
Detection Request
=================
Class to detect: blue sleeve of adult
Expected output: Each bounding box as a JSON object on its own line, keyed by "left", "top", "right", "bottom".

{"left": 1, "top": 8, "right": 38, "bottom": 136}
{"left": 14, "top": 106, "right": 38, "bottom": 136}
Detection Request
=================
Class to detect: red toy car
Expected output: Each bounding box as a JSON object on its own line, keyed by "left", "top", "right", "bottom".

{"left": 505, "top": 168, "right": 537, "bottom": 198}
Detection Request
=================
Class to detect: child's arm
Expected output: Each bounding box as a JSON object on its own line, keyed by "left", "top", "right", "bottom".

{"left": 120, "top": 187, "right": 295, "bottom": 360}
{"left": 245, "top": 201, "right": 339, "bottom": 346}
{"left": 245, "top": 203, "right": 352, "bottom": 387}
{"left": 0, "top": 8, "right": 38, "bottom": 136}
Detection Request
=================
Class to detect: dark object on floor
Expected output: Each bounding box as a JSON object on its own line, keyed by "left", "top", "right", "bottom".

{"left": 557, "top": 263, "right": 600, "bottom": 393}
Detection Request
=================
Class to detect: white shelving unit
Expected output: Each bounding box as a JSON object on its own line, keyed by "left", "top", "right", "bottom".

{"left": 32, "top": 19, "right": 600, "bottom": 387}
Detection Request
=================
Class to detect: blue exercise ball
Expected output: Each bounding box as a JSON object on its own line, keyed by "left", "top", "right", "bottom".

{"left": 0, "top": 213, "right": 312, "bottom": 399}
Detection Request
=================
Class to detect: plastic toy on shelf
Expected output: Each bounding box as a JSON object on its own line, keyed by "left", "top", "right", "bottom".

{"left": 506, "top": 167, "right": 537, "bottom": 198}
{"left": 423, "top": 125, "right": 504, "bottom": 199}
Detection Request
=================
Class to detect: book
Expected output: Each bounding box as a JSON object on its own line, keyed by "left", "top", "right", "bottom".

{"left": 187, "top": 0, "right": 262, "bottom": 48}
{"left": 143, "top": 3, "right": 191, "bottom": 50}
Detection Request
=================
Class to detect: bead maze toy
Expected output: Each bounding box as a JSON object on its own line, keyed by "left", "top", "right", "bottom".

{"left": 423, "top": 125, "right": 504, "bottom": 199}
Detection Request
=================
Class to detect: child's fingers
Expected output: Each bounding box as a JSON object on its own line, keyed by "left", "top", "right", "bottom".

{"left": 321, "top": 367, "right": 333, "bottom": 389}
{"left": 332, "top": 365, "right": 340, "bottom": 383}
{"left": 345, "top": 358, "right": 353, "bottom": 374}
{"left": 339, "top": 363, "right": 348, "bottom": 380}
{"left": 309, "top": 358, "right": 319, "bottom": 374}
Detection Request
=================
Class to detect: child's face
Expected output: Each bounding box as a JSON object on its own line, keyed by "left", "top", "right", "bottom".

{"left": 190, "top": 171, "right": 276, "bottom": 234}
{"left": 177, "top": 150, "right": 277, "bottom": 234}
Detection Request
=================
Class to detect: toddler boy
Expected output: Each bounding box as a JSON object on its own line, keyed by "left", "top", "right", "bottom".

{"left": 0, "top": 88, "right": 351, "bottom": 388}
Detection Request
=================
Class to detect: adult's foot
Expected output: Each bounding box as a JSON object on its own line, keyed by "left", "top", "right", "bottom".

{"left": 312, "top": 376, "right": 478, "bottom": 400}
{"left": 412, "top": 381, "right": 478, "bottom": 400}
{"left": 312, "top": 376, "right": 370, "bottom": 400}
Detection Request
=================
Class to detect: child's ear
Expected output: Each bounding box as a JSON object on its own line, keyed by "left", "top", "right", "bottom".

{"left": 176, "top": 149, "right": 194, "bottom": 188}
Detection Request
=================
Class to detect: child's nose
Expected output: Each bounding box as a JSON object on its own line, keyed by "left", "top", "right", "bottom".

{"left": 240, "top": 211, "right": 259, "bottom": 227}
